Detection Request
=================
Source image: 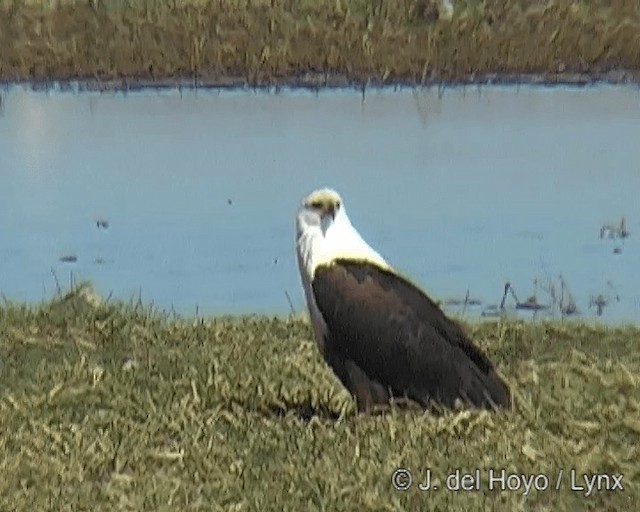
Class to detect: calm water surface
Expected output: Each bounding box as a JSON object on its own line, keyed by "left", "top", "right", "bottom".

{"left": 1, "top": 85, "right": 639, "bottom": 324}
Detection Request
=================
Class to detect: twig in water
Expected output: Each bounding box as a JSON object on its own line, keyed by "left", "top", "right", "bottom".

{"left": 558, "top": 274, "right": 578, "bottom": 318}
{"left": 50, "top": 268, "right": 62, "bottom": 297}
{"left": 606, "top": 280, "right": 621, "bottom": 302}
{"left": 135, "top": 287, "right": 143, "bottom": 310}
{"left": 589, "top": 294, "right": 607, "bottom": 317}
{"left": 284, "top": 290, "right": 296, "bottom": 315}
{"left": 462, "top": 288, "right": 470, "bottom": 315}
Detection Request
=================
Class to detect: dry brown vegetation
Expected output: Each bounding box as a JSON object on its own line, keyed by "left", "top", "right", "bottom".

{"left": 1, "top": 0, "right": 640, "bottom": 89}
{"left": 0, "top": 284, "right": 639, "bottom": 510}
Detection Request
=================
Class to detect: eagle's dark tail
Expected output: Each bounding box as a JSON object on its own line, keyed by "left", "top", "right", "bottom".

{"left": 463, "top": 366, "right": 511, "bottom": 410}
{"left": 482, "top": 369, "right": 512, "bottom": 409}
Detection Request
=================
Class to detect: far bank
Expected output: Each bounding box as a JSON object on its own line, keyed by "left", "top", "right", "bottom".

{"left": 2, "top": 0, "right": 640, "bottom": 90}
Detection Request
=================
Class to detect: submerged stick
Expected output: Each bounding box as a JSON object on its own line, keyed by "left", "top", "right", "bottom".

{"left": 50, "top": 268, "right": 62, "bottom": 297}
{"left": 284, "top": 290, "right": 295, "bottom": 315}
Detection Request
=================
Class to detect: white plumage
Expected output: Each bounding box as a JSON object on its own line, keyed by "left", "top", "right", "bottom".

{"left": 296, "top": 187, "right": 389, "bottom": 281}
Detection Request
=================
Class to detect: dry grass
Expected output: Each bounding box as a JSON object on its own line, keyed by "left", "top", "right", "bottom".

{"left": 1, "top": 0, "right": 640, "bottom": 88}
{"left": 0, "top": 283, "right": 638, "bottom": 510}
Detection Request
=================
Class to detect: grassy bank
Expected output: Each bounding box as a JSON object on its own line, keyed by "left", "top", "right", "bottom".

{"left": 0, "top": 284, "right": 638, "bottom": 510}
{"left": 1, "top": 0, "right": 640, "bottom": 89}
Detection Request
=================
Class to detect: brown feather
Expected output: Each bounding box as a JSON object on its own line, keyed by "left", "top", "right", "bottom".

{"left": 312, "top": 259, "right": 511, "bottom": 412}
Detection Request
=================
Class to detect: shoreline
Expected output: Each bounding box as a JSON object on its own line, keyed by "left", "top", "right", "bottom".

{"left": 3, "top": 69, "right": 640, "bottom": 93}
{"left": 3, "top": 1, "right": 640, "bottom": 93}
{"left": 0, "top": 286, "right": 637, "bottom": 328}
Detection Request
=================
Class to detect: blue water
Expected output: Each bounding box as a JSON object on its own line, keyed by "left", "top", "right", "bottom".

{"left": 1, "top": 84, "right": 639, "bottom": 324}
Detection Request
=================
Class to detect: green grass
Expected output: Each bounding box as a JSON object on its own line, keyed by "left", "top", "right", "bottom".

{"left": 1, "top": 0, "right": 639, "bottom": 87}
{"left": 0, "top": 283, "right": 638, "bottom": 510}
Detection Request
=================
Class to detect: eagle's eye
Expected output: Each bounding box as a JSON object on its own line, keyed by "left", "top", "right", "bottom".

{"left": 309, "top": 200, "right": 323, "bottom": 209}
{"left": 335, "top": 201, "right": 341, "bottom": 209}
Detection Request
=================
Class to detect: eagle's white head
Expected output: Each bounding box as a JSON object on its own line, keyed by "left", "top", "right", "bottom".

{"left": 295, "top": 187, "right": 390, "bottom": 282}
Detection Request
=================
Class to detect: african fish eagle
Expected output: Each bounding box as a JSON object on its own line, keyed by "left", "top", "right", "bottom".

{"left": 295, "top": 187, "right": 511, "bottom": 412}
